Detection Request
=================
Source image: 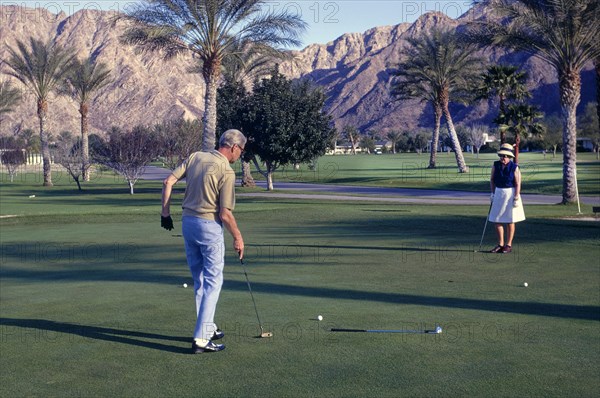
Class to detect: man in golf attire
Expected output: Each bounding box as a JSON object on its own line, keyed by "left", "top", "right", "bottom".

{"left": 161, "top": 129, "right": 246, "bottom": 353}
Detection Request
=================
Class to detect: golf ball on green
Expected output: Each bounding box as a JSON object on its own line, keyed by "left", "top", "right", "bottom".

{"left": 183, "top": 283, "right": 188, "bottom": 288}
{"left": 523, "top": 282, "right": 528, "bottom": 287}
{"left": 317, "top": 315, "right": 323, "bottom": 321}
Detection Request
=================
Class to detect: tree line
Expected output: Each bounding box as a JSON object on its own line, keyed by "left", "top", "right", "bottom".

{"left": 1, "top": 0, "right": 599, "bottom": 203}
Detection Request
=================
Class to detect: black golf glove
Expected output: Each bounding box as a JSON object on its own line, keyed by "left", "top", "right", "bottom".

{"left": 161, "top": 215, "right": 174, "bottom": 231}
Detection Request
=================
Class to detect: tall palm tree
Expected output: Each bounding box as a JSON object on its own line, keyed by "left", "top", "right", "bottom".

{"left": 343, "top": 125, "right": 360, "bottom": 155}
{"left": 391, "top": 28, "right": 483, "bottom": 172}
{"left": 386, "top": 130, "right": 402, "bottom": 154}
{"left": 5, "top": 38, "right": 76, "bottom": 186}
{"left": 120, "top": 0, "right": 307, "bottom": 151}
{"left": 0, "top": 80, "right": 22, "bottom": 118}
{"left": 476, "top": 64, "right": 531, "bottom": 143}
{"left": 594, "top": 55, "right": 600, "bottom": 128}
{"left": 470, "top": 0, "right": 600, "bottom": 203}
{"left": 498, "top": 103, "right": 545, "bottom": 163}
{"left": 64, "top": 55, "right": 112, "bottom": 181}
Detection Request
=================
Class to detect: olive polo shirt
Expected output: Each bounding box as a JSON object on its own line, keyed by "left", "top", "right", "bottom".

{"left": 171, "top": 150, "right": 236, "bottom": 221}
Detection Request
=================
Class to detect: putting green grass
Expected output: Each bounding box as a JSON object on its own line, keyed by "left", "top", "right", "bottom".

{"left": 1, "top": 170, "right": 599, "bottom": 397}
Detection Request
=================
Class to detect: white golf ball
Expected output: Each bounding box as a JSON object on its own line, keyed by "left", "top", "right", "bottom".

{"left": 435, "top": 326, "right": 443, "bottom": 334}
{"left": 183, "top": 283, "right": 188, "bottom": 288}
{"left": 317, "top": 315, "right": 323, "bottom": 321}
{"left": 523, "top": 282, "right": 528, "bottom": 287}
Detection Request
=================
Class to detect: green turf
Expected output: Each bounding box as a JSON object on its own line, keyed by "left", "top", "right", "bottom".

{"left": 267, "top": 152, "right": 600, "bottom": 196}
{"left": 1, "top": 166, "right": 599, "bottom": 397}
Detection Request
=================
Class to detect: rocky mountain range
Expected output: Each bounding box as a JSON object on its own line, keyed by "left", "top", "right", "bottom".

{"left": 0, "top": 4, "right": 596, "bottom": 139}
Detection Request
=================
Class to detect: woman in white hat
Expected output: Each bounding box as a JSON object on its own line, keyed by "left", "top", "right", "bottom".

{"left": 488, "top": 143, "right": 525, "bottom": 253}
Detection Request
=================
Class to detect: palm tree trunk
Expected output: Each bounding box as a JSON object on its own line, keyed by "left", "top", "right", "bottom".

{"left": 349, "top": 135, "right": 357, "bottom": 155}
{"left": 442, "top": 99, "right": 469, "bottom": 173}
{"left": 38, "top": 99, "right": 53, "bottom": 186}
{"left": 80, "top": 102, "right": 90, "bottom": 181}
{"left": 499, "top": 94, "right": 506, "bottom": 144}
{"left": 559, "top": 69, "right": 581, "bottom": 204}
{"left": 595, "top": 58, "right": 599, "bottom": 131}
{"left": 428, "top": 102, "right": 442, "bottom": 169}
{"left": 202, "top": 63, "right": 220, "bottom": 152}
{"left": 241, "top": 160, "right": 255, "bottom": 187}
{"left": 514, "top": 135, "right": 521, "bottom": 164}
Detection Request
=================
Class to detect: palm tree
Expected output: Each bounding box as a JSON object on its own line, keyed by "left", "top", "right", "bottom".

{"left": 0, "top": 80, "right": 22, "bottom": 118}
{"left": 470, "top": 0, "right": 600, "bottom": 203}
{"left": 498, "top": 104, "right": 545, "bottom": 163}
{"left": 120, "top": 0, "right": 307, "bottom": 152}
{"left": 386, "top": 130, "right": 402, "bottom": 154}
{"left": 343, "top": 125, "right": 360, "bottom": 155}
{"left": 5, "top": 38, "right": 76, "bottom": 186}
{"left": 476, "top": 64, "right": 531, "bottom": 143}
{"left": 63, "top": 55, "right": 112, "bottom": 181}
{"left": 391, "top": 28, "right": 483, "bottom": 172}
{"left": 594, "top": 55, "right": 600, "bottom": 130}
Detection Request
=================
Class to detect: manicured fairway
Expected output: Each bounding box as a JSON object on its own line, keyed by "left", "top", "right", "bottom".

{"left": 270, "top": 152, "right": 600, "bottom": 196}
{"left": 1, "top": 170, "right": 598, "bottom": 397}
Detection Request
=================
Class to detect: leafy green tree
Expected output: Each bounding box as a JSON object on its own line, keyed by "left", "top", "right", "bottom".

{"left": 578, "top": 102, "right": 599, "bottom": 158}
{"left": 0, "top": 80, "right": 22, "bottom": 119}
{"left": 120, "top": 0, "right": 307, "bottom": 152}
{"left": 471, "top": 0, "right": 600, "bottom": 203}
{"left": 396, "top": 131, "right": 412, "bottom": 153}
{"left": 63, "top": 55, "right": 112, "bottom": 181}
{"left": 217, "top": 79, "right": 248, "bottom": 138}
{"left": 216, "top": 78, "right": 255, "bottom": 186}
{"left": 242, "top": 69, "right": 335, "bottom": 190}
{"left": 412, "top": 131, "right": 429, "bottom": 154}
{"left": 4, "top": 38, "right": 76, "bottom": 186}
{"left": 498, "top": 104, "right": 545, "bottom": 163}
{"left": 541, "top": 113, "right": 563, "bottom": 158}
{"left": 391, "top": 28, "right": 482, "bottom": 172}
{"left": 476, "top": 64, "right": 531, "bottom": 143}
{"left": 361, "top": 136, "right": 375, "bottom": 154}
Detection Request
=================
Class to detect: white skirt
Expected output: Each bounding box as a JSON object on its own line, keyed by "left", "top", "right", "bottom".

{"left": 489, "top": 187, "right": 526, "bottom": 224}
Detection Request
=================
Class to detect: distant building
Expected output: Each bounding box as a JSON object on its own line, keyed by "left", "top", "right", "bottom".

{"left": 577, "top": 137, "right": 594, "bottom": 151}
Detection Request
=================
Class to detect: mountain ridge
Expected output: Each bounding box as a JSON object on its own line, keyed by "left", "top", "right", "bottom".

{"left": 0, "top": 5, "right": 595, "bottom": 139}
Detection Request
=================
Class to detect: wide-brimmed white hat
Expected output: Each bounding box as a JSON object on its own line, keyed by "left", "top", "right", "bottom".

{"left": 497, "top": 143, "right": 515, "bottom": 158}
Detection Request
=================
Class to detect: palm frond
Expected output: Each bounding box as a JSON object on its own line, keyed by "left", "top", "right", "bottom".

{"left": 0, "top": 80, "right": 23, "bottom": 115}
{"left": 4, "top": 37, "right": 76, "bottom": 100}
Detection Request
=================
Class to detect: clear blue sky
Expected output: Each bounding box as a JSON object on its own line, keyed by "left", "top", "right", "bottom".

{"left": 4, "top": 0, "right": 473, "bottom": 48}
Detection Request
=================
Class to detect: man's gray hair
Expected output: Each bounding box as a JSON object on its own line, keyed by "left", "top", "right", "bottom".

{"left": 219, "top": 129, "right": 247, "bottom": 148}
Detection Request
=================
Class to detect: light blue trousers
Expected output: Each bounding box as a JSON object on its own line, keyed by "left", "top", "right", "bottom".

{"left": 182, "top": 216, "right": 225, "bottom": 340}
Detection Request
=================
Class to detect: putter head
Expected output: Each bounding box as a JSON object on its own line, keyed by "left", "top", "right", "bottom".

{"left": 260, "top": 332, "right": 273, "bottom": 338}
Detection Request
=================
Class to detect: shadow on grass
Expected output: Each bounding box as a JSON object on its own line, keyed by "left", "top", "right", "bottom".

{"left": 224, "top": 280, "right": 600, "bottom": 321}
{"left": 0, "top": 318, "right": 190, "bottom": 354}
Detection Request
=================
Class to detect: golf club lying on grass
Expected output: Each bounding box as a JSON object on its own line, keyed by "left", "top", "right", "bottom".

{"left": 240, "top": 258, "right": 272, "bottom": 338}
{"left": 331, "top": 326, "right": 442, "bottom": 334}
